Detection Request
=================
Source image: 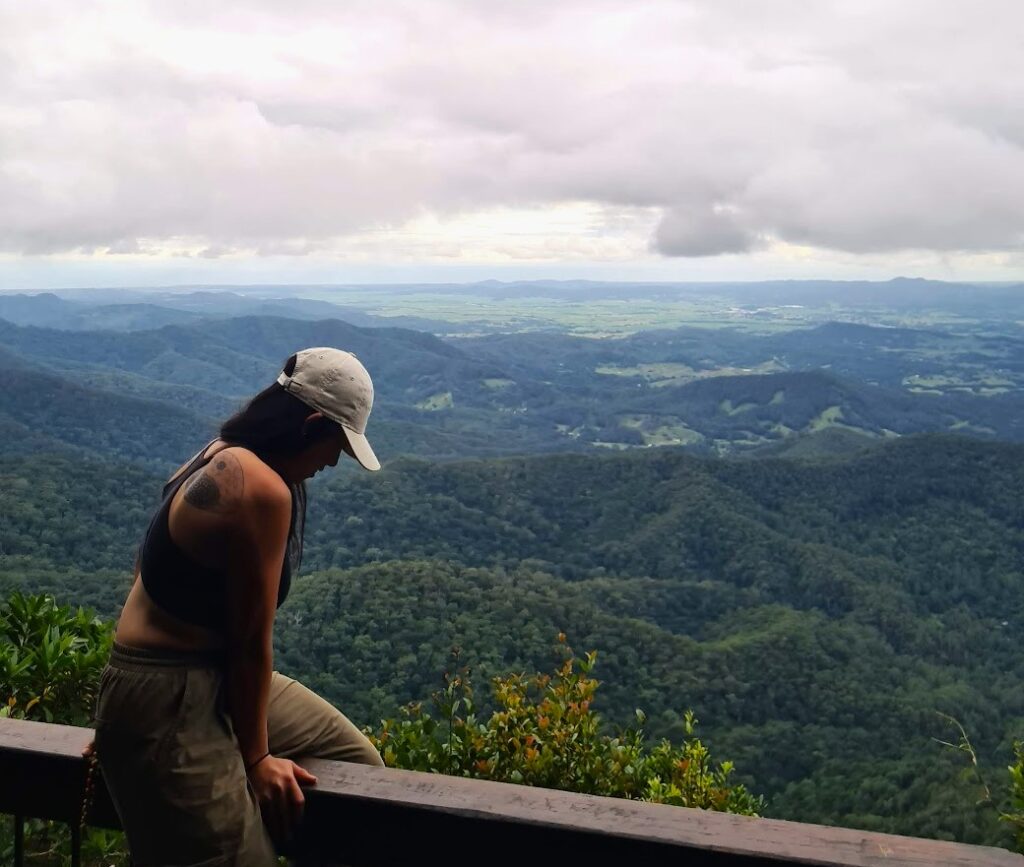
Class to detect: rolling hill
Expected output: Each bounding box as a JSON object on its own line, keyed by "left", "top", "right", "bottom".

{"left": 2, "top": 435, "right": 1022, "bottom": 845}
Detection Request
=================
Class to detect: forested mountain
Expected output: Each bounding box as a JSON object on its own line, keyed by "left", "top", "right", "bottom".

{"left": 453, "top": 319, "right": 1024, "bottom": 395}
{"left": 2, "top": 435, "right": 1021, "bottom": 845}
{"left": 0, "top": 315, "right": 496, "bottom": 406}
{"left": 621, "top": 370, "right": 1024, "bottom": 444}
{"left": 4, "top": 299, "right": 1024, "bottom": 844}
{"left": 0, "top": 316, "right": 570, "bottom": 461}
{"left": 0, "top": 347, "right": 217, "bottom": 468}
{"left": 3, "top": 313, "right": 1024, "bottom": 461}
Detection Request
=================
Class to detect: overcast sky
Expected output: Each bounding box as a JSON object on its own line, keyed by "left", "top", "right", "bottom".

{"left": 1, "top": 0, "right": 1022, "bottom": 289}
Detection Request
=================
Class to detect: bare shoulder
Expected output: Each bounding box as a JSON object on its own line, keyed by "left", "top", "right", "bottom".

{"left": 225, "top": 447, "right": 291, "bottom": 506}
{"left": 181, "top": 446, "right": 289, "bottom": 517}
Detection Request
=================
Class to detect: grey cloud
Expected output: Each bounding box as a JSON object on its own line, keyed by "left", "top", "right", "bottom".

{"left": 0, "top": 0, "right": 1022, "bottom": 259}
{"left": 653, "top": 204, "right": 756, "bottom": 257}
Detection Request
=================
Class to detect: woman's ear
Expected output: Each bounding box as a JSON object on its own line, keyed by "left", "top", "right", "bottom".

{"left": 301, "top": 411, "right": 325, "bottom": 440}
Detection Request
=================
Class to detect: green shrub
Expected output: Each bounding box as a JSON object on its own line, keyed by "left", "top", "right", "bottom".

{"left": 0, "top": 593, "right": 761, "bottom": 866}
{"left": 366, "top": 637, "right": 764, "bottom": 815}
{"left": 1001, "top": 741, "right": 1024, "bottom": 853}
{"left": 0, "top": 591, "right": 126, "bottom": 866}
{"left": 1, "top": 590, "right": 113, "bottom": 724}
{"left": 936, "top": 713, "right": 1024, "bottom": 854}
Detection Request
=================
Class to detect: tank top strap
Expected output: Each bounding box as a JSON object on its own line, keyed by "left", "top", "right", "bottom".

{"left": 160, "top": 438, "right": 220, "bottom": 499}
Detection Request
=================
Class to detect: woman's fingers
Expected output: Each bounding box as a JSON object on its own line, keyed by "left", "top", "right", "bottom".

{"left": 291, "top": 760, "right": 318, "bottom": 784}
{"left": 252, "top": 758, "right": 316, "bottom": 845}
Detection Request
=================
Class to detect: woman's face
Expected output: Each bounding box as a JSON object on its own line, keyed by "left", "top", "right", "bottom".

{"left": 301, "top": 415, "right": 355, "bottom": 479}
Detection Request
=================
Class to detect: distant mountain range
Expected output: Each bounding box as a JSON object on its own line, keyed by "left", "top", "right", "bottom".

{"left": 0, "top": 290, "right": 446, "bottom": 332}
{"left": 3, "top": 308, "right": 1024, "bottom": 466}
{"left": 5, "top": 278, "right": 1024, "bottom": 329}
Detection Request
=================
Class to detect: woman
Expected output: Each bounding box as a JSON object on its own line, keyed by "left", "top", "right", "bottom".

{"left": 90, "top": 347, "right": 385, "bottom": 866}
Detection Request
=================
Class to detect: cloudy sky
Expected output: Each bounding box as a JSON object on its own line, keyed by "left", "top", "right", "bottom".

{"left": 1, "top": 0, "right": 1022, "bottom": 289}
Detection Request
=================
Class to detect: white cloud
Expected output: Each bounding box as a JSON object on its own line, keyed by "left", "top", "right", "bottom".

{"left": 0, "top": 0, "right": 1022, "bottom": 272}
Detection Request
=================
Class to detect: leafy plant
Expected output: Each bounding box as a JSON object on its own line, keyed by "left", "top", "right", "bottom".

{"left": 0, "top": 591, "right": 127, "bottom": 866}
{"left": 366, "top": 636, "right": 763, "bottom": 815}
{"left": 935, "top": 712, "right": 1024, "bottom": 853}
{"left": 1004, "top": 741, "right": 1024, "bottom": 853}
{"left": 0, "top": 590, "right": 113, "bottom": 724}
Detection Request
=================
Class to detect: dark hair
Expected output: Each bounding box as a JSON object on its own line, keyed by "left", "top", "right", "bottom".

{"left": 217, "top": 353, "right": 340, "bottom": 574}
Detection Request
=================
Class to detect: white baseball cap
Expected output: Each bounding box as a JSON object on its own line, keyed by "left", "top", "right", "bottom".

{"left": 276, "top": 347, "right": 381, "bottom": 471}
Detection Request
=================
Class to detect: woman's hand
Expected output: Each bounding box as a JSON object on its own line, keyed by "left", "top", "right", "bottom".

{"left": 246, "top": 755, "right": 318, "bottom": 845}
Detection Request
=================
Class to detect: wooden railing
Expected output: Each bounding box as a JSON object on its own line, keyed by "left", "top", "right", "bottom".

{"left": 2, "top": 717, "right": 1022, "bottom": 866}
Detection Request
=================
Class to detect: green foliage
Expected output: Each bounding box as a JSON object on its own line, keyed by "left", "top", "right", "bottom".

{"left": 0, "top": 593, "right": 757, "bottom": 865}
{"left": 0, "top": 590, "right": 113, "bottom": 724}
{"left": 1003, "top": 741, "right": 1024, "bottom": 853}
{"left": 933, "top": 714, "right": 1024, "bottom": 853}
{"left": 0, "top": 592, "right": 127, "bottom": 866}
{"left": 7, "top": 436, "right": 1024, "bottom": 844}
{"left": 367, "top": 640, "right": 763, "bottom": 815}
{"left": 0, "top": 824, "right": 131, "bottom": 867}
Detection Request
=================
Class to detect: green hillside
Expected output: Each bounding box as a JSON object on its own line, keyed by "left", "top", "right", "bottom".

{"left": 0, "top": 347, "right": 217, "bottom": 469}
{"left": 2, "top": 435, "right": 1022, "bottom": 845}
{"left": 0, "top": 315, "right": 485, "bottom": 400}
{"left": 5, "top": 315, "right": 1024, "bottom": 458}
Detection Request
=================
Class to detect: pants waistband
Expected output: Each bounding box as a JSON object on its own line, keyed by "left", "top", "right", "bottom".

{"left": 109, "top": 639, "right": 226, "bottom": 671}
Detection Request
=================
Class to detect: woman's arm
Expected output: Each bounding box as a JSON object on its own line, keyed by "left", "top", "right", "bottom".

{"left": 222, "top": 464, "right": 314, "bottom": 844}
{"left": 223, "top": 467, "right": 292, "bottom": 766}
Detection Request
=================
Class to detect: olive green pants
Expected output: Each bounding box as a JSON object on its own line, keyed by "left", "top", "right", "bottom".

{"left": 92, "top": 640, "right": 383, "bottom": 866}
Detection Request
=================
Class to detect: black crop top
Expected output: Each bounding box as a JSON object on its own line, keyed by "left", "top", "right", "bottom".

{"left": 138, "top": 441, "right": 293, "bottom": 631}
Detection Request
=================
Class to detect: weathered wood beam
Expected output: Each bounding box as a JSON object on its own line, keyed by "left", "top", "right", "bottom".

{"left": 0, "top": 718, "right": 120, "bottom": 828}
{"left": 293, "top": 757, "right": 1024, "bottom": 867}
{"left": 1, "top": 718, "right": 1021, "bottom": 867}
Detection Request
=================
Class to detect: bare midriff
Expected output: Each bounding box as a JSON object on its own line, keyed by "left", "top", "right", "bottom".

{"left": 114, "top": 572, "right": 227, "bottom": 652}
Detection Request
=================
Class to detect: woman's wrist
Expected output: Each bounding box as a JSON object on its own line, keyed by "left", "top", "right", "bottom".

{"left": 244, "top": 750, "right": 271, "bottom": 773}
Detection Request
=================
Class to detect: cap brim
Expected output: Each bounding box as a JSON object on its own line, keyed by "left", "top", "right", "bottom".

{"left": 342, "top": 427, "right": 381, "bottom": 472}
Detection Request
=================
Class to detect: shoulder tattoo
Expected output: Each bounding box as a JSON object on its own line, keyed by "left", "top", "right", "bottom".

{"left": 183, "top": 451, "right": 245, "bottom": 513}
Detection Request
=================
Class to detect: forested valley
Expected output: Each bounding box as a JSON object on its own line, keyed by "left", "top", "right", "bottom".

{"left": 3, "top": 291, "right": 1024, "bottom": 848}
